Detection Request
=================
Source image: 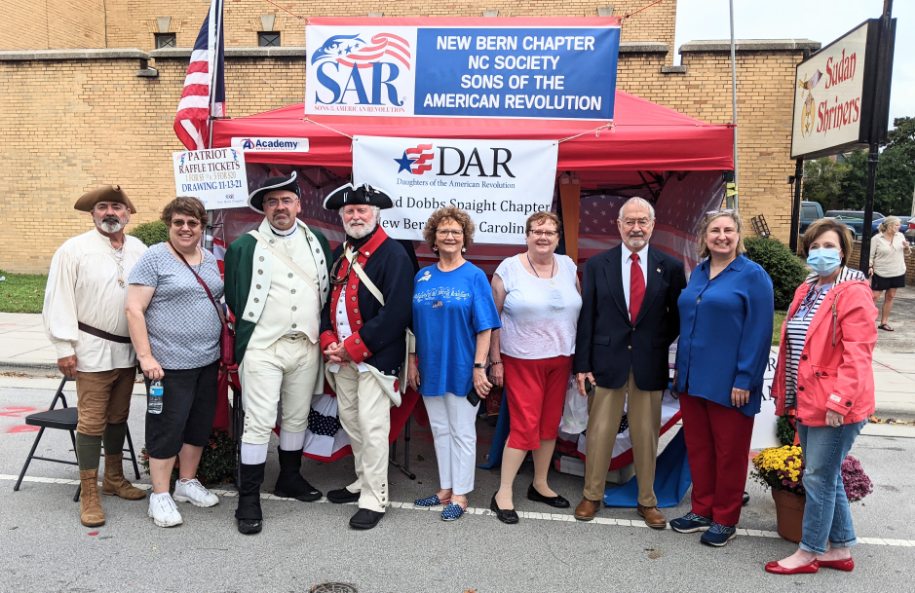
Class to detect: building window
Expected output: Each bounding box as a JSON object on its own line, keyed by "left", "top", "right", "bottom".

{"left": 258, "top": 32, "right": 280, "bottom": 47}
{"left": 154, "top": 33, "right": 177, "bottom": 49}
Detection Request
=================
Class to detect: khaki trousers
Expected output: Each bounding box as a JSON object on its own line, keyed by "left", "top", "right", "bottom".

{"left": 332, "top": 364, "right": 391, "bottom": 513}
{"left": 583, "top": 372, "right": 662, "bottom": 507}
{"left": 75, "top": 367, "right": 136, "bottom": 436}
{"left": 239, "top": 335, "right": 320, "bottom": 445}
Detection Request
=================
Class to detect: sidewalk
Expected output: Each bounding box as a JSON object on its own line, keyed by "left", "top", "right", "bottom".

{"left": 3, "top": 288, "right": 914, "bottom": 418}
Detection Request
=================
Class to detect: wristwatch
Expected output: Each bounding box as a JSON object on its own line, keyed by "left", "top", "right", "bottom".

{"left": 473, "top": 363, "right": 486, "bottom": 369}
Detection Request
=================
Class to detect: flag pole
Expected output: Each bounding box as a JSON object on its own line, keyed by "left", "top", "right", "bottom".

{"left": 207, "top": 0, "right": 223, "bottom": 149}
{"left": 728, "top": 0, "right": 739, "bottom": 211}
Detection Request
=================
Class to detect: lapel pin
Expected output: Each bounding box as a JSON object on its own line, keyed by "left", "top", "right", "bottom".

{"left": 656, "top": 267, "right": 661, "bottom": 273}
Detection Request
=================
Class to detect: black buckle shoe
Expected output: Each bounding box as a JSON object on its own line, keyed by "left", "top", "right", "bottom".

{"left": 349, "top": 508, "right": 384, "bottom": 530}
{"left": 327, "top": 487, "right": 361, "bottom": 504}
{"left": 237, "top": 518, "right": 263, "bottom": 535}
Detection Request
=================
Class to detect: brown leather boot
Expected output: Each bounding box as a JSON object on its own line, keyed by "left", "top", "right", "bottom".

{"left": 102, "top": 454, "right": 145, "bottom": 500}
{"left": 79, "top": 469, "right": 106, "bottom": 527}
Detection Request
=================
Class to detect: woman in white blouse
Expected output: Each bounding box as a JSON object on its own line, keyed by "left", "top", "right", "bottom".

{"left": 488, "top": 212, "right": 582, "bottom": 524}
{"left": 869, "top": 216, "right": 911, "bottom": 331}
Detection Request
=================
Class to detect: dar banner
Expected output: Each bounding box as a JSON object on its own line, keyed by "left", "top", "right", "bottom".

{"left": 306, "top": 17, "right": 620, "bottom": 120}
{"left": 352, "top": 135, "right": 558, "bottom": 244}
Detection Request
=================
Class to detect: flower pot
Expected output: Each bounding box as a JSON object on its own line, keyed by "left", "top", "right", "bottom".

{"left": 771, "top": 489, "right": 805, "bottom": 543}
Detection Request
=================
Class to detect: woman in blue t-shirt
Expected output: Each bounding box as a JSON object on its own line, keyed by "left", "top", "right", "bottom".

{"left": 408, "top": 207, "right": 500, "bottom": 522}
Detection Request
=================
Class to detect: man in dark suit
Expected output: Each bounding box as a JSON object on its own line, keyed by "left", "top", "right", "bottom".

{"left": 573, "top": 197, "right": 686, "bottom": 527}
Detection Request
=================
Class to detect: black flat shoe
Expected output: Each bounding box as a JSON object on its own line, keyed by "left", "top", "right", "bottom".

{"left": 527, "top": 484, "right": 570, "bottom": 509}
{"left": 237, "top": 518, "right": 262, "bottom": 535}
{"left": 327, "top": 487, "right": 361, "bottom": 504}
{"left": 490, "top": 493, "right": 519, "bottom": 524}
{"left": 349, "top": 508, "right": 384, "bottom": 530}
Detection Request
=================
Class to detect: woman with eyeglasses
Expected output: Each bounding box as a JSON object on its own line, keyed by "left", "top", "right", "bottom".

{"left": 487, "top": 212, "right": 581, "bottom": 524}
{"left": 408, "top": 207, "right": 500, "bottom": 522}
{"left": 765, "top": 218, "right": 877, "bottom": 574}
{"left": 126, "top": 196, "right": 223, "bottom": 528}
{"left": 670, "top": 210, "right": 774, "bottom": 547}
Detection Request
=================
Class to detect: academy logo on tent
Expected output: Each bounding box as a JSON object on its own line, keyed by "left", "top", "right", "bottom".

{"left": 393, "top": 143, "right": 434, "bottom": 175}
{"left": 231, "top": 137, "right": 310, "bottom": 152}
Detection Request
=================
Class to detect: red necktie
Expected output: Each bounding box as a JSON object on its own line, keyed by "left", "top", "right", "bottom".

{"left": 629, "top": 252, "right": 645, "bottom": 323}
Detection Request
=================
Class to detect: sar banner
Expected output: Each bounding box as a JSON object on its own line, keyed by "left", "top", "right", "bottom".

{"left": 352, "top": 135, "right": 559, "bottom": 244}
{"left": 306, "top": 17, "right": 620, "bottom": 120}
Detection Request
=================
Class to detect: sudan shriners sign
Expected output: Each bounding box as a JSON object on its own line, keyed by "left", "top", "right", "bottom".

{"left": 306, "top": 17, "right": 620, "bottom": 120}
{"left": 790, "top": 19, "right": 894, "bottom": 159}
{"left": 353, "top": 136, "right": 558, "bottom": 244}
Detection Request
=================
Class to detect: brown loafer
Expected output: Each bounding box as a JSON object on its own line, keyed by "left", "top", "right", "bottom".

{"left": 574, "top": 497, "right": 601, "bottom": 521}
{"left": 637, "top": 504, "right": 667, "bottom": 529}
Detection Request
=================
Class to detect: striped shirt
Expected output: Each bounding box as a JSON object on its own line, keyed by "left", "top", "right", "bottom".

{"left": 784, "top": 282, "right": 833, "bottom": 409}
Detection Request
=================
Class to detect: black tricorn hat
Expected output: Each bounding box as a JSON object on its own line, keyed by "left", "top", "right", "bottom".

{"left": 248, "top": 171, "right": 301, "bottom": 213}
{"left": 73, "top": 185, "right": 136, "bottom": 214}
{"left": 323, "top": 183, "right": 393, "bottom": 211}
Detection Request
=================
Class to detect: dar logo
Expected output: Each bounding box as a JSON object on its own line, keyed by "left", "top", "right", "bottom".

{"left": 394, "top": 144, "right": 434, "bottom": 175}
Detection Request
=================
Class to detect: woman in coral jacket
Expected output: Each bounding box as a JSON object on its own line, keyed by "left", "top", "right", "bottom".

{"left": 765, "top": 218, "right": 878, "bottom": 575}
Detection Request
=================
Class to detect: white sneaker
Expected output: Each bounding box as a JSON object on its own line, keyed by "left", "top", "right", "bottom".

{"left": 173, "top": 478, "right": 219, "bottom": 508}
{"left": 148, "top": 493, "right": 183, "bottom": 528}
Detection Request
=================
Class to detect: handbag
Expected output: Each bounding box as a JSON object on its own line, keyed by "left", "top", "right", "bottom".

{"left": 172, "top": 244, "right": 235, "bottom": 366}
{"left": 343, "top": 246, "right": 414, "bottom": 394}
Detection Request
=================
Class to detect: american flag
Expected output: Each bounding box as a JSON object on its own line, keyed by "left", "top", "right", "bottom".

{"left": 313, "top": 32, "right": 411, "bottom": 70}
{"left": 173, "top": 0, "right": 225, "bottom": 150}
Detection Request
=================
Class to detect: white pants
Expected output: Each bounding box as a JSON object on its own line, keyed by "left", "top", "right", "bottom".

{"left": 239, "top": 336, "right": 320, "bottom": 445}
{"left": 423, "top": 393, "right": 479, "bottom": 496}
{"left": 332, "top": 364, "right": 391, "bottom": 513}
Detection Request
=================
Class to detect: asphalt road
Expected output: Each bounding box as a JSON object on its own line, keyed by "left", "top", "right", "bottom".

{"left": 1, "top": 380, "right": 913, "bottom": 593}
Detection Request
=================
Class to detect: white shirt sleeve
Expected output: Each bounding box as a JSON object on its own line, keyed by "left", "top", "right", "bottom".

{"left": 42, "top": 246, "right": 79, "bottom": 359}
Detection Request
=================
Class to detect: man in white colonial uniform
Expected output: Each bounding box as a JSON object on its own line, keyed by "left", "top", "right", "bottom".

{"left": 43, "top": 185, "right": 148, "bottom": 527}
{"left": 224, "top": 171, "right": 331, "bottom": 535}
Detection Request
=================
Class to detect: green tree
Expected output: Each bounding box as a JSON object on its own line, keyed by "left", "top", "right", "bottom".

{"left": 802, "top": 157, "right": 850, "bottom": 210}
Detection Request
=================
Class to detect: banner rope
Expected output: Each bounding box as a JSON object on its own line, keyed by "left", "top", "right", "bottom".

{"left": 622, "top": 0, "right": 668, "bottom": 21}
{"left": 556, "top": 122, "right": 614, "bottom": 144}
{"left": 302, "top": 117, "right": 355, "bottom": 140}
{"left": 259, "top": 0, "right": 306, "bottom": 21}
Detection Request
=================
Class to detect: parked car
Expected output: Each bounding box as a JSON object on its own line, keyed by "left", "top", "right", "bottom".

{"left": 871, "top": 215, "right": 913, "bottom": 235}
{"left": 824, "top": 210, "right": 885, "bottom": 240}
{"left": 799, "top": 201, "right": 824, "bottom": 235}
{"left": 906, "top": 218, "right": 915, "bottom": 244}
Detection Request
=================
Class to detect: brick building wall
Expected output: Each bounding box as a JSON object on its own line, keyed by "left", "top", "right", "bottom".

{"left": 0, "top": 0, "right": 106, "bottom": 50}
{"left": 0, "top": 0, "right": 814, "bottom": 273}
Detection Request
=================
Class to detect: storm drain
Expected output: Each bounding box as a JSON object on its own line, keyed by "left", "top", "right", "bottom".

{"left": 309, "top": 583, "right": 358, "bottom": 593}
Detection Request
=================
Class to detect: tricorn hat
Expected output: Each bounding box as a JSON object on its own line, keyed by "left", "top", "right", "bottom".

{"left": 323, "top": 183, "right": 393, "bottom": 210}
{"left": 73, "top": 185, "right": 136, "bottom": 214}
{"left": 248, "top": 171, "right": 301, "bottom": 213}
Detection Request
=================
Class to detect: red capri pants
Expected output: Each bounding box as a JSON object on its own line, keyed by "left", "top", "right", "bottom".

{"left": 503, "top": 354, "right": 572, "bottom": 451}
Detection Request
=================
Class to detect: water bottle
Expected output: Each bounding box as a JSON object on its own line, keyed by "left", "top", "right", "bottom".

{"left": 148, "top": 380, "right": 164, "bottom": 415}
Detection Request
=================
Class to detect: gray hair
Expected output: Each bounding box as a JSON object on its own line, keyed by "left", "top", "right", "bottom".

{"left": 878, "top": 216, "right": 901, "bottom": 234}
{"left": 618, "top": 197, "right": 655, "bottom": 221}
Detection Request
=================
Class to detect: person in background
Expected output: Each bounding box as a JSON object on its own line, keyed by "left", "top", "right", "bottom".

{"left": 573, "top": 197, "right": 686, "bottom": 527}
{"left": 408, "top": 207, "right": 500, "bottom": 522}
{"left": 869, "top": 215, "right": 911, "bottom": 331}
{"left": 766, "top": 219, "right": 877, "bottom": 575}
{"left": 669, "top": 210, "right": 773, "bottom": 547}
{"left": 488, "top": 212, "right": 581, "bottom": 524}
{"left": 43, "top": 185, "right": 147, "bottom": 528}
{"left": 126, "top": 196, "right": 223, "bottom": 528}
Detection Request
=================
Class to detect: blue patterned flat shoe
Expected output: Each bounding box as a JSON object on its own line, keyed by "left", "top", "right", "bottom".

{"left": 414, "top": 494, "right": 450, "bottom": 507}
{"left": 441, "top": 502, "right": 466, "bottom": 522}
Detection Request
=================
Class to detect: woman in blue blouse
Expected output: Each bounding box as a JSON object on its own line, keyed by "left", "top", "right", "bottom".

{"left": 670, "top": 210, "right": 774, "bottom": 546}
{"left": 407, "top": 207, "right": 500, "bottom": 521}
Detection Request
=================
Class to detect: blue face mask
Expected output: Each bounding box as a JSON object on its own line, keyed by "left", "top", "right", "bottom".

{"left": 807, "top": 247, "right": 841, "bottom": 276}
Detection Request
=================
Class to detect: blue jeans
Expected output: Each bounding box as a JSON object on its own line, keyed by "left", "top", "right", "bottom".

{"left": 798, "top": 420, "right": 866, "bottom": 554}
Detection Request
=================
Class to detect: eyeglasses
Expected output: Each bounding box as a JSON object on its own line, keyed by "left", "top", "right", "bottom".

{"left": 706, "top": 208, "right": 736, "bottom": 216}
{"left": 171, "top": 219, "right": 201, "bottom": 229}
{"left": 264, "top": 197, "right": 298, "bottom": 208}
{"left": 436, "top": 229, "right": 464, "bottom": 237}
{"left": 529, "top": 230, "right": 558, "bottom": 238}
{"left": 620, "top": 218, "right": 652, "bottom": 228}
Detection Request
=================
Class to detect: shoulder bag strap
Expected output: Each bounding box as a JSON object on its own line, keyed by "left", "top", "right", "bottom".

{"left": 171, "top": 243, "right": 226, "bottom": 327}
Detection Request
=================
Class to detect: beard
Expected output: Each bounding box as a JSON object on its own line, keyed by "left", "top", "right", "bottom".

{"left": 95, "top": 215, "right": 125, "bottom": 234}
{"left": 344, "top": 220, "right": 375, "bottom": 240}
